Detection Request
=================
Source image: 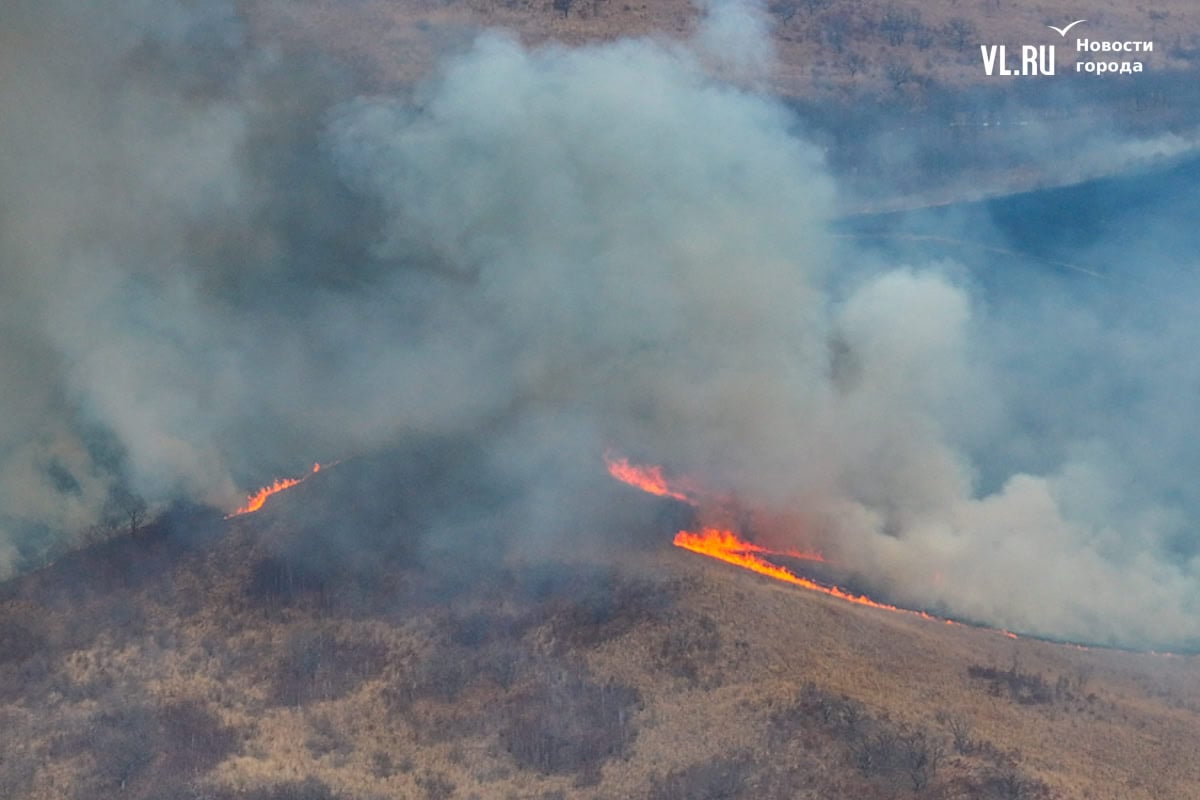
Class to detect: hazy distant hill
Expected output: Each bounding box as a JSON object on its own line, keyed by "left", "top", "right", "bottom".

{"left": 246, "top": 0, "right": 1200, "bottom": 97}
{"left": 1, "top": 459, "right": 1198, "bottom": 800}
{"left": 243, "top": 0, "right": 1200, "bottom": 209}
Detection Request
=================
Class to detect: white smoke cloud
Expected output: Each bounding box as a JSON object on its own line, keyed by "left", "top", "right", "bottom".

{"left": 693, "top": 0, "right": 776, "bottom": 80}
{"left": 2, "top": 0, "right": 1198, "bottom": 648}
{"left": 326, "top": 31, "right": 1200, "bottom": 647}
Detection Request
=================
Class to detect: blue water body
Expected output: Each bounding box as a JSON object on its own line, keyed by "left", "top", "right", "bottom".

{"left": 841, "top": 152, "right": 1200, "bottom": 287}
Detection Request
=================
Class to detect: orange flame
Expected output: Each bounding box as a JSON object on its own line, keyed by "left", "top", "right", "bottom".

{"left": 603, "top": 452, "right": 972, "bottom": 628}
{"left": 677, "top": 526, "right": 825, "bottom": 563}
{"left": 673, "top": 528, "right": 899, "bottom": 611}
{"left": 226, "top": 463, "right": 321, "bottom": 518}
{"left": 604, "top": 453, "right": 697, "bottom": 504}
{"left": 598, "top": 453, "right": 1075, "bottom": 640}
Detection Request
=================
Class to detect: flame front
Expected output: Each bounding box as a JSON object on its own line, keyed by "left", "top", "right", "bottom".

{"left": 673, "top": 528, "right": 899, "bottom": 611}
{"left": 227, "top": 463, "right": 320, "bottom": 518}
{"left": 606, "top": 452, "right": 960, "bottom": 626}
{"left": 674, "top": 527, "right": 825, "bottom": 564}
{"left": 604, "top": 453, "right": 696, "bottom": 504}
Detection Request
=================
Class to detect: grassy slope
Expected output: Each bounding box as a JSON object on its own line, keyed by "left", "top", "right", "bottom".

{"left": 5, "top": 7, "right": 1200, "bottom": 798}
{"left": 1, "top": 471, "right": 1198, "bottom": 800}
{"left": 245, "top": 0, "right": 1200, "bottom": 211}
{"left": 246, "top": 0, "right": 1200, "bottom": 95}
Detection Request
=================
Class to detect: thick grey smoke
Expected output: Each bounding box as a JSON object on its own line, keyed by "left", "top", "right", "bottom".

{"left": 2, "top": 0, "right": 1198, "bottom": 648}
{"left": 0, "top": 0, "right": 386, "bottom": 562}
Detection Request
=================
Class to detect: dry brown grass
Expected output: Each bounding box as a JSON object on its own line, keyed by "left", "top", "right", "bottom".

{"left": 240, "top": 0, "right": 1200, "bottom": 216}
{"left": 244, "top": 0, "right": 1200, "bottom": 96}
{"left": 1, "top": 493, "right": 1198, "bottom": 800}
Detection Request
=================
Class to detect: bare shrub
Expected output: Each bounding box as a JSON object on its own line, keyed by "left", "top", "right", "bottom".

{"left": 545, "top": 574, "right": 670, "bottom": 652}
{"left": 416, "top": 771, "right": 455, "bottom": 800}
{"left": 368, "top": 750, "right": 394, "bottom": 778}
{"left": 939, "top": 711, "right": 972, "bottom": 753}
{"left": 648, "top": 754, "right": 755, "bottom": 800}
{"left": 885, "top": 62, "right": 917, "bottom": 92}
{"left": 218, "top": 778, "right": 341, "bottom": 800}
{"left": 0, "top": 649, "right": 55, "bottom": 704}
{"left": 157, "top": 699, "right": 241, "bottom": 775}
{"left": 445, "top": 610, "right": 515, "bottom": 648}
{"left": 880, "top": 4, "right": 921, "bottom": 45}
{"left": 770, "top": 683, "right": 866, "bottom": 742}
{"left": 946, "top": 17, "right": 978, "bottom": 51}
{"left": 387, "top": 636, "right": 526, "bottom": 714}
{"left": 501, "top": 665, "right": 640, "bottom": 776}
{"left": 305, "top": 712, "right": 353, "bottom": 759}
{"left": 900, "top": 729, "right": 944, "bottom": 790}
{"left": 105, "top": 486, "right": 148, "bottom": 537}
{"left": 64, "top": 705, "right": 158, "bottom": 795}
{"left": 965, "top": 737, "right": 1018, "bottom": 768}
{"left": 967, "top": 663, "right": 1054, "bottom": 706}
{"left": 774, "top": 685, "right": 949, "bottom": 792}
{"left": 245, "top": 555, "right": 329, "bottom": 610}
{"left": 0, "top": 709, "right": 37, "bottom": 798}
{"left": 383, "top": 634, "right": 534, "bottom": 746}
{"left": 417, "top": 647, "right": 476, "bottom": 703}
{"left": 849, "top": 728, "right": 902, "bottom": 777}
{"left": 768, "top": 0, "right": 797, "bottom": 24}
{"left": 1074, "top": 665, "right": 1093, "bottom": 695}
{"left": 52, "top": 696, "right": 241, "bottom": 798}
{"left": 269, "top": 625, "right": 389, "bottom": 706}
{"left": 656, "top": 612, "right": 721, "bottom": 684}
{"left": 0, "top": 618, "right": 45, "bottom": 666}
{"left": 977, "top": 767, "right": 1051, "bottom": 800}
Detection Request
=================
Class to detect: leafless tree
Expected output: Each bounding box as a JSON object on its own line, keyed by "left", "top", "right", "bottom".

{"left": 880, "top": 5, "right": 921, "bottom": 45}
{"left": 1074, "top": 665, "right": 1093, "bottom": 695}
{"left": 845, "top": 51, "right": 866, "bottom": 78}
{"left": 902, "top": 730, "right": 945, "bottom": 790}
{"left": 946, "top": 17, "right": 977, "bottom": 51}
{"left": 995, "top": 766, "right": 1046, "bottom": 799}
{"left": 947, "top": 714, "right": 972, "bottom": 753}
{"left": 104, "top": 486, "right": 147, "bottom": 537}
{"left": 769, "top": 0, "right": 798, "bottom": 23}
{"left": 885, "top": 61, "right": 916, "bottom": 91}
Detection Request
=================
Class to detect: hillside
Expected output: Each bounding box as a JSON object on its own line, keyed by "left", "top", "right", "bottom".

{"left": 5, "top": 4, "right": 1200, "bottom": 799}
{"left": 243, "top": 0, "right": 1200, "bottom": 212}
{"left": 1, "top": 456, "right": 1198, "bottom": 800}
{"left": 246, "top": 0, "right": 1200, "bottom": 96}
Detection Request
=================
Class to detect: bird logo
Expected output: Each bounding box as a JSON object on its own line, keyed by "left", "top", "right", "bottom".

{"left": 1047, "top": 20, "right": 1087, "bottom": 37}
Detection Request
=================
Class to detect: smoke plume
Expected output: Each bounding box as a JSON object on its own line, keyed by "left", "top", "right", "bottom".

{"left": 2, "top": 0, "right": 1198, "bottom": 648}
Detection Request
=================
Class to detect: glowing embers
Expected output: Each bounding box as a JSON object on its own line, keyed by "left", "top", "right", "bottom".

{"left": 226, "top": 463, "right": 321, "bottom": 518}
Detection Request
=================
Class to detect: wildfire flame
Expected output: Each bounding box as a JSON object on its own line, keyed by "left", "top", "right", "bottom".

{"left": 604, "top": 453, "right": 697, "bottom": 504}
{"left": 674, "top": 528, "right": 900, "bottom": 612}
{"left": 614, "top": 459, "right": 1189, "bottom": 650}
{"left": 606, "top": 452, "right": 957, "bottom": 626}
{"left": 226, "top": 463, "right": 321, "bottom": 518}
{"left": 675, "top": 527, "right": 825, "bottom": 564}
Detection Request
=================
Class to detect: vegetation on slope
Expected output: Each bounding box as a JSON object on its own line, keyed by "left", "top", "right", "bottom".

{"left": 1, "top": 463, "right": 1198, "bottom": 799}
